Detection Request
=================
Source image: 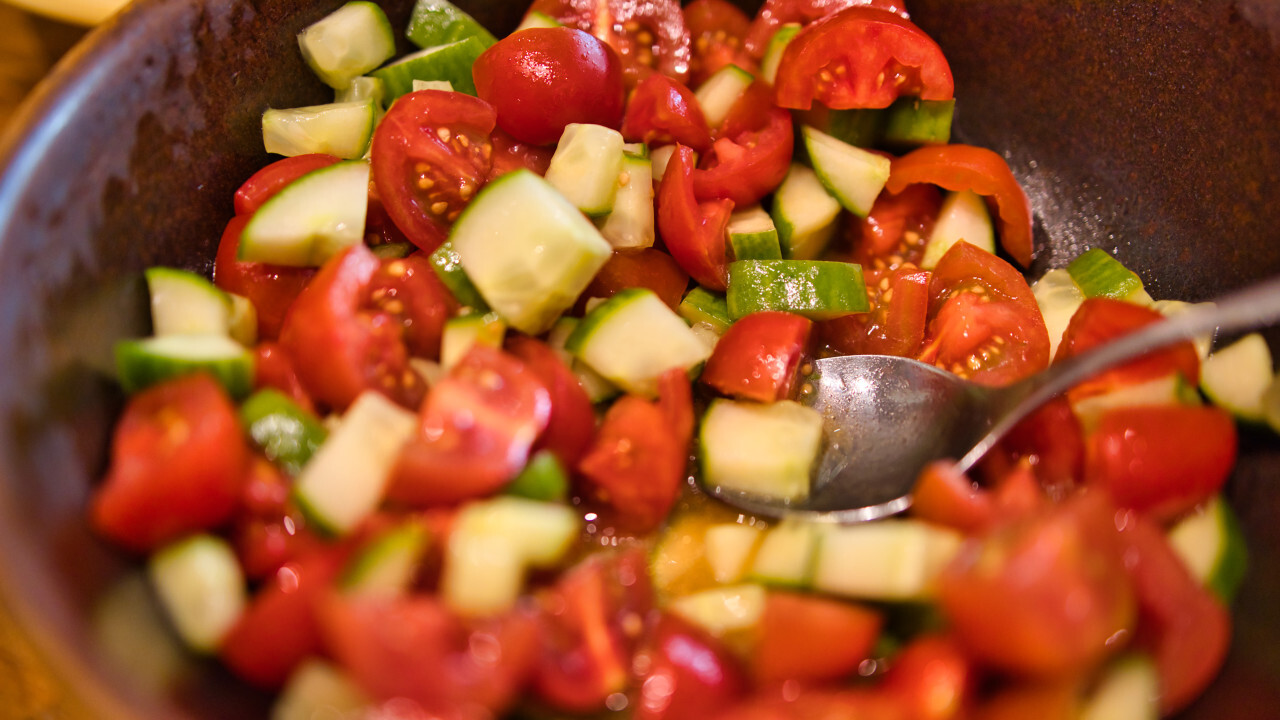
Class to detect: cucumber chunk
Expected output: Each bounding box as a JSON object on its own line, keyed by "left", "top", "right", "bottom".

{"left": 801, "top": 125, "right": 892, "bottom": 218}
{"left": 700, "top": 398, "right": 825, "bottom": 503}
{"left": 148, "top": 534, "right": 246, "bottom": 653}
{"left": 440, "top": 311, "right": 506, "bottom": 370}
{"left": 272, "top": 660, "right": 371, "bottom": 720}
{"left": 920, "top": 192, "right": 995, "bottom": 269}
{"left": 544, "top": 123, "right": 626, "bottom": 216}
{"left": 450, "top": 169, "right": 613, "bottom": 335}
{"left": 298, "top": 1, "right": 397, "bottom": 89}
{"left": 546, "top": 317, "right": 621, "bottom": 404}
{"left": 748, "top": 518, "right": 819, "bottom": 587}
{"left": 335, "top": 75, "right": 386, "bottom": 106}
{"left": 239, "top": 160, "right": 370, "bottom": 267}
{"left": 505, "top": 450, "right": 570, "bottom": 502}
{"left": 239, "top": 389, "right": 328, "bottom": 476}
{"left": 726, "top": 259, "right": 869, "bottom": 320}
{"left": 760, "top": 23, "right": 801, "bottom": 85}
{"left": 370, "top": 36, "right": 487, "bottom": 99}
{"left": 695, "top": 64, "right": 755, "bottom": 129}
{"left": 339, "top": 520, "right": 431, "bottom": 598}
{"left": 1152, "top": 299, "right": 1215, "bottom": 360}
{"left": 1079, "top": 654, "right": 1159, "bottom": 720}
{"left": 679, "top": 286, "right": 733, "bottom": 334}
{"left": 1031, "top": 267, "right": 1085, "bottom": 359}
{"left": 115, "top": 334, "right": 254, "bottom": 398}
{"left": 227, "top": 294, "right": 258, "bottom": 347}
{"left": 728, "top": 205, "right": 782, "bottom": 261}
{"left": 1201, "top": 332, "right": 1273, "bottom": 422}
{"left": 566, "top": 288, "right": 713, "bottom": 396}
{"left": 703, "top": 523, "right": 764, "bottom": 584}
{"left": 145, "top": 267, "right": 233, "bottom": 338}
{"left": 668, "top": 584, "right": 766, "bottom": 636}
{"left": 262, "top": 100, "right": 376, "bottom": 159}
{"left": 811, "top": 520, "right": 962, "bottom": 602}
{"left": 1067, "top": 248, "right": 1149, "bottom": 302}
{"left": 1167, "top": 494, "right": 1247, "bottom": 603}
{"left": 881, "top": 98, "right": 955, "bottom": 149}
{"left": 405, "top": 0, "right": 497, "bottom": 49}
{"left": 770, "top": 163, "right": 841, "bottom": 260}
{"left": 597, "top": 147, "right": 656, "bottom": 248}
{"left": 427, "top": 240, "right": 491, "bottom": 313}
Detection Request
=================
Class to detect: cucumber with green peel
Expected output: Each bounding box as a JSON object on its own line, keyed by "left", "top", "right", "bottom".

{"left": 427, "top": 241, "right": 490, "bottom": 313}
{"left": 881, "top": 98, "right": 955, "bottom": 149}
{"left": 1079, "top": 654, "right": 1159, "bottom": 720}
{"left": 703, "top": 523, "right": 764, "bottom": 584}
{"left": 565, "top": 288, "right": 713, "bottom": 396}
{"left": 649, "top": 144, "right": 683, "bottom": 181}
{"left": 147, "top": 534, "right": 246, "bottom": 653}
{"left": 801, "top": 125, "right": 892, "bottom": 218}
{"left": 405, "top": 0, "right": 497, "bottom": 49}
{"left": 544, "top": 123, "right": 626, "bottom": 216}
{"left": 597, "top": 147, "right": 656, "bottom": 248}
{"left": 292, "top": 391, "right": 418, "bottom": 536}
{"left": 1031, "top": 267, "right": 1085, "bottom": 359}
{"left": 728, "top": 205, "right": 782, "bottom": 261}
{"left": 370, "top": 36, "right": 487, "bottom": 99}
{"left": 227, "top": 294, "right": 258, "bottom": 346}
{"left": 699, "top": 398, "right": 824, "bottom": 503}
{"left": 694, "top": 64, "right": 755, "bottom": 129}
{"left": 272, "top": 660, "right": 372, "bottom": 720}
{"left": 770, "top": 163, "right": 841, "bottom": 259}
{"left": 298, "top": 1, "right": 396, "bottom": 89}
{"left": 1167, "top": 494, "right": 1247, "bottom": 603}
{"left": 811, "top": 520, "right": 962, "bottom": 602}
{"left": 1201, "top": 332, "right": 1273, "bottom": 422}
{"left": 440, "top": 311, "right": 506, "bottom": 370}
{"left": 920, "top": 193, "right": 995, "bottom": 269}
{"left": 668, "top": 584, "right": 766, "bottom": 636}
{"left": 760, "top": 23, "right": 801, "bottom": 85}
{"left": 115, "top": 334, "right": 255, "bottom": 398}
{"left": 145, "top": 267, "right": 233, "bottom": 338}
{"left": 239, "top": 389, "right": 328, "bottom": 477}
{"left": 262, "top": 100, "right": 377, "bottom": 159}
{"left": 450, "top": 169, "right": 613, "bottom": 335}
{"left": 338, "top": 521, "right": 431, "bottom": 598}
{"left": 808, "top": 108, "right": 884, "bottom": 149}
{"left": 239, "top": 160, "right": 370, "bottom": 267}
{"left": 505, "top": 450, "right": 570, "bottom": 503}
{"left": 726, "top": 259, "right": 869, "bottom": 320}
{"left": 747, "top": 518, "right": 819, "bottom": 588}
{"left": 1067, "top": 248, "right": 1147, "bottom": 302}
{"left": 335, "top": 75, "right": 386, "bottom": 106}
{"left": 515, "top": 10, "right": 563, "bottom": 31}
{"left": 370, "top": 242, "right": 415, "bottom": 260}
{"left": 546, "top": 317, "right": 620, "bottom": 403}
{"left": 678, "top": 286, "right": 733, "bottom": 334}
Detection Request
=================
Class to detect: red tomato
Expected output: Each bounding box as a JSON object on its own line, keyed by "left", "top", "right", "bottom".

{"left": 389, "top": 345, "right": 552, "bottom": 507}
{"left": 743, "top": 0, "right": 911, "bottom": 58}
{"left": 365, "top": 252, "right": 456, "bottom": 361}
{"left": 473, "top": 27, "right": 626, "bottom": 146}
{"left": 632, "top": 613, "right": 748, "bottom": 720}
{"left": 577, "top": 248, "right": 692, "bottom": 313}
{"left": 713, "top": 687, "right": 911, "bottom": 720}
{"left": 982, "top": 397, "right": 1084, "bottom": 496}
{"left": 655, "top": 367, "right": 696, "bottom": 450}
{"left": 528, "top": 0, "right": 693, "bottom": 87}
{"left": 319, "top": 594, "right": 538, "bottom": 715}
{"left": 370, "top": 90, "right": 496, "bottom": 252}
{"left": 684, "top": 0, "right": 757, "bottom": 85}
{"left": 882, "top": 634, "right": 976, "bottom": 720}
{"left": 213, "top": 215, "right": 314, "bottom": 341}
{"left": 621, "top": 72, "right": 714, "bottom": 153}
{"left": 692, "top": 92, "right": 794, "bottom": 207}
{"left": 918, "top": 241, "right": 1050, "bottom": 387}
{"left": 507, "top": 335, "right": 597, "bottom": 469}
{"left": 910, "top": 460, "right": 995, "bottom": 535}
{"left": 1085, "top": 404, "right": 1237, "bottom": 521}
{"left": 1117, "top": 511, "right": 1232, "bottom": 714}
{"left": 1055, "top": 297, "right": 1201, "bottom": 400}
{"left": 656, "top": 144, "right": 734, "bottom": 290}
{"left": 233, "top": 153, "right": 342, "bottom": 216}
{"left": 534, "top": 549, "right": 654, "bottom": 712}
{"left": 885, "top": 144, "right": 1034, "bottom": 268}
{"left": 489, "top": 127, "right": 555, "bottom": 180}
{"left": 849, "top": 183, "right": 941, "bottom": 271}
{"left": 577, "top": 393, "right": 686, "bottom": 533}
{"left": 90, "top": 374, "right": 247, "bottom": 552}
{"left": 252, "top": 341, "right": 315, "bottom": 414}
{"left": 938, "top": 492, "right": 1135, "bottom": 678}
{"left": 969, "top": 680, "right": 1081, "bottom": 720}
{"left": 754, "top": 591, "right": 882, "bottom": 683}
{"left": 700, "top": 311, "right": 812, "bottom": 402}
{"left": 773, "top": 8, "right": 953, "bottom": 111}
{"left": 278, "top": 244, "right": 424, "bottom": 412}
{"left": 819, "top": 266, "right": 930, "bottom": 357}
{"left": 230, "top": 456, "right": 325, "bottom": 580}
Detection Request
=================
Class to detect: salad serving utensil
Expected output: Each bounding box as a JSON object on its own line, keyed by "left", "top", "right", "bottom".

{"left": 706, "top": 274, "right": 1280, "bottom": 523}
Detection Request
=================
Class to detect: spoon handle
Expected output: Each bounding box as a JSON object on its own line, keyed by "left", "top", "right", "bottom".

{"left": 956, "top": 273, "right": 1280, "bottom": 473}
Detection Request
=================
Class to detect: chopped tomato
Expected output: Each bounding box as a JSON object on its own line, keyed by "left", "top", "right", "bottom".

{"left": 576, "top": 248, "right": 692, "bottom": 313}
{"left": 849, "top": 183, "right": 941, "bottom": 271}
{"left": 233, "top": 153, "right": 342, "bottom": 216}
{"left": 700, "top": 311, "right": 813, "bottom": 402}
{"left": 754, "top": 591, "right": 882, "bottom": 683}
{"left": 364, "top": 252, "right": 456, "bottom": 361}
{"left": 684, "top": 0, "right": 757, "bottom": 85}
{"left": 713, "top": 687, "right": 912, "bottom": 720}
{"left": 369, "top": 90, "right": 496, "bottom": 252}
{"left": 474, "top": 27, "right": 626, "bottom": 146}
{"left": 90, "top": 374, "right": 247, "bottom": 552}
{"left": 692, "top": 88, "right": 794, "bottom": 207}
{"left": 388, "top": 345, "right": 552, "bottom": 507}
{"left": 507, "top": 335, "right": 597, "bottom": 469}
{"left": 882, "top": 634, "right": 975, "bottom": 720}
{"left": 621, "top": 72, "right": 714, "bottom": 153}
{"left": 655, "top": 367, "right": 696, "bottom": 450}
{"left": 819, "top": 266, "right": 930, "bottom": 357}
{"left": 632, "top": 612, "right": 748, "bottom": 720}
{"left": 251, "top": 341, "right": 315, "bottom": 415}
{"left": 213, "top": 215, "right": 315, "bottom": 340}
{"left": 773, "top": 8, "right": 954, "bottom": 111}
{"left": 528, "top": 0, "right": 693, "bottom": 87}
{"left": 656, "top": 144, "right": 734, "bottom": 290}
{"left": 982, "top": 396, "right": 1084, "bottom": 496}
{"left": 910, "top": 460, "right": 995, "bottom": 535}
{"left": 743, "top": 0, "right": 912, "bottom": 57}
{"left": 488, "top": 127, "right": 555, "bottom": 180}
{"left": 969, "top": 679, "right": 1081, "bottom": 720}
{"left": 230, "top": 456, "right": 325, "bottom": 580}
{"left": 1055, "top": 297, "right": 1201, "bottom": 399}
{"left": 885, "top": 144, "right": 1034, "bottom": 268}
{"left": 1085, "top": 404, "right": 1237, "bottom": 521}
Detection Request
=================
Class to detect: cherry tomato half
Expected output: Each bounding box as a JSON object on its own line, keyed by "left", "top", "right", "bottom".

{"left": 656, "top": 144, "right": 734, "bottom": 290}
{"left": 214, "top": 215, "right": 315, "bottom": 341}
{"left": 743, "top": 0, "right": 911, "bottom": 58}
{"left": 528, "top": 0, "right": 693, "bottom": 87}
{"left": 622, "top": 71, "right": 714, "bottom": 153}
{"left": 700, "top": 310, "right": 813, "bottom": 402}
{"left": 819, "top": 266, "right": 931, "bottom": 358}
{"left": 684, "top": 0, "right": 757, "bottom": 86}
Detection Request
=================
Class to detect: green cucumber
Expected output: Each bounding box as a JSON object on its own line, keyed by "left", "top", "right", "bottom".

{"left": 514, "top": 10, "right": 562, "bottom": 31}
{"left": 262, "top": 100, "right": 376, "bottom": 159}
{"left": 678, "top": 286, "right": 733, "bottom": 334}
{"left": 728, "top": 205, "right": 782, "bottom": 261}
{"left": 1079, "top": 654, "right": 1159, "bottom": 720}
{"left": 565, "top": 288, "right": 712, "bottom": 396}
{"left": 505, "top": 450, "right": 570, "bottom": 503}
{"left": 770, "top": 163, "right": 841, "bottom": 260}
{"left": 115, "top": 334, "right": 254, "bottom": 398}
{"left": 694, "top": 64, "right": 755, "bottom": 129}
{"left": 335, "top": 75, "right": 386, "bottom": 106}
{"left": 920, "top": 192, "right": 995, "bottom": 269}
{"left": 239, "top": 160, "right": 370, "bottom": 266}
{"left": 760, "top": 23, "right": 801, "bottom": 85}
{"left": 801, "top": 125, "right": 892, "bottom": 218}
{"left": 597, "top": 146, "right": 656, "bottom": 248}
{"left": 1152, "top": 300, "right": 1215, "bottom": 360}
{"left": 239, "top": 389, "right": 328, "bottom": 477}
{"left": 668, "top": 584, "right": 766, "bottom": 636}
{"left": 544, "top": 123, "right": 626, "bottom": 216}
{"left": 405, "top": 0, "right": 497, "bottom": 49}
{"left": 1031, "top": 267, "right": 1085, "bottom": 359}
{"left": 747, "top": 518, "right": 819, "bottom": 588}
{"left": 272, "top": 660, "right": 371, "bottom": 720}
{"left": 440, "top": 311, "right": 506, "bottom": 370}
{"left": 881, "top": 98, "right": 955, "bottom": 149}
{"left": 1067, "top": 248, "right": 1148, "bottom": 302}
{"left": 726, "top": 259, "right": 869, "bottom": 320}
{"left": 298, "top": 1, "right": 396, "bottom": 89}
{"left": 450, "top": 169, "right": 613, "bottom": 335}
{"left": 1201, "top": 332, "right": 1273, "bottom": 422}
{"left": 293, "top": 391, "right": 418, "bottom": 536}
{"left": 546, "top": 317, "right": 620, "bottom": 404}
{"left": 427, "top": 240, "right": 490, "bottom": 313}
{"left": 339, "top": 520, "right": 431, "bottom": 598}
{"left": 703, "top": 523, "right": 764, "bottom": 584}
{"left": 145, "top": 267, "right": 233, "bottom": 338}
{"left": 370, "top": 36, "right": 487, "bottom": 99}
{"left": 1167, "top": 494, "right": 1247, "bottom": 603}
{"left": 147, "top": 534, "right": 246, "bottom": 653}
{"left": 700, "top": 398, "right": 824, "bottom": 504}
{"left": 227, "top": 294, "right": 258, "bottom": 347}
{"left": 811, "top": 520, "right": 962, "bottom": 602}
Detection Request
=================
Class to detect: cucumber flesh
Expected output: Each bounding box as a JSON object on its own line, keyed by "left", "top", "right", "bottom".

{"left": 405, "top": 0, "right": 497, "bottom": 49}
{"left": 748, "top": 518, "right": 819, "bottom": 588}
{"left": 544, "top": 123, "right": 626, "bottom": 216}
{"left": 1151, "top": 300, "right": 1215, "bottom": 360}
{"left": 703, "top": 523, "right": 764, "bottom": 584}
{"left": 370, "top": 36, "right": 487, "bottom": 99}
{"left": 271, "top": 660, "right": 371, "bottom": 720}
{"left": 801, "top": 125, "right": 892, "bottom": 218}
{"left": 145, "top": 267, "right": 232, "bottom": 338}
{"left": 1079, "top": 654, "right": 1159, "bottom": 720}
{"left": 1071, "top": 373, "right": 1196, "bottom": 432}
{"left": 546, "top": 317, "right": 621, "bottom": 404}
{"left": 726, "top": 259, "right": 869, "bottom": 320}
{"left": 147, "top": 534, "right": 246, "bottom": 653}
{"left": 921, "top": 192, "right": 995, "bottom": 269}
{"left": 338, "top": 521, "right": 431, "bottom": 598}
{"left": 239, "top": 160, "right": 370, "bottom": 267}
{"left": 760, "top": 23, "right": 801, "bottom": 85}
{"left": 699, "top": 398, "right": 825, "bottom": 503}
{"left": 597, "top": 149, "right": 656, "bottom": 249}
{"left": 427, "top": 240, "right": 491, "bottom": 313}
{"left": 505, "top": 450, "right": 570, "bottom": 503}
{"left": 239, "top": 389, "right": 328, "bottom": 477}
{"left": 262, "top": 100, "right": 376, "bottom": 159}
{"left": 440, "top": 311, "right": 506, "bottom": 370}
{"left": 770, "top": 163, "right": 841, "bottom": 260}
{"left": 115, "top": 334, "right": 255, "bottom": 399}
{"left": 1067, "top": 248, "right": 1146, "bottom": 301}
{"left": 694, "top": 64, "right": 755, "bottom": 129}
{"left": 811, "top": 520, "right": 962, "bottom": 602}
{"left": 1167, "top": 494, "right": 1247, "bottom": 603}
{"left": 515, "top": 10, "right": 562, "bottom": 31}
{"left": 227, "top": 294, "right": 258, "bottom": 347}
{"left": 1201, "top": 332, "right": 1273, "bottom": 422}
{"left": 1031, "top": 267, "right": 1085, "bottom": 359}
{"left": 335, "top": 75, "right": 386, "bottom": 106}
{"left": 668, "top": 584, "right": 766, "bottom": 636}
{"left": 298, "top": 1, "right": 397, "bottom": 89}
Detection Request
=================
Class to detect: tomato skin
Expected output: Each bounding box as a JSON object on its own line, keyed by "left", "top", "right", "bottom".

{"left": 982, "top": 396, "right": 1083, "bottom": 496}
{"left": 621, "top": 72, "right": 714, "bottom": 153}
{"left": 882, "top": 634, "right": 976, "bottom": 720}
{"left": 251, "top": 341, "right": 316, "bottom": 415}
{"left": 365, "top": 252, "right": 456, "bottom": 361}
{"left": 886, "top": 144, "right": 1034, "bottom": 268}
{"left": 233, "top": 154, "right": 343, "bottom": 216}
{"left": 969, "top": 679, "right": 1081, "bottom": 720}
{"left": 820, "top": 266, "right": 930, "bottom": 357}
{"left": 90, "top": 374, "right": 247, "bottom": 553}
{"left": 576, "top": 248, "right": 691, "bottom": 313}
{"left": 214, "top": 215, "right": 315, "bottom": 341}
{"left": 507, "top": 335, "right": 597, "bottom": 469}
{"left": 370, "top": 90, "right": 496, "bottom": 253}
{"left": 684, "top": 0, "right": 757, "bottom": 85}
{"left": 743, "top": 0, "right": 911, "bottom": 57}
{"left": 528, "top": 0, "right": 693, "bottom": 87}
{"left": 849, "top": 183, "right": 941, "bottom": 271}
{"left": 1085, "top": 404, "right": 1236, "bottom": 521}
{"left": 754, "top": 591, "right": 882, "bottom": 683}
{"left": 656, "top": 144, "right": 734, "bottom": 290}
{"left": 910, "top": 461, "right": 996, "bottom": 535}
{"left": 713, "top": 687, "right": 912, "bottom": 720}
{"left": 474, "top": 27, "right": 626, "bottom": 146}
{"left": 230, "top": 456, "right": 325, "bottom": 580}
{"left": 632, "top": 612, "right": 748, "bottom": 720}
{"left": 1055, "top": 297, "right": 1201, "bottom": 399}
{"left": 691, "top": 96, "right": 793, "bottom": 207}
{"left": 489, "top": 127, "right": 555, "bottom": 180}
{"left": 700, "top": 311, "right": 812, "bottom": 402}
{"left": 774, "top": 8, "right": 954, "bottom": 111}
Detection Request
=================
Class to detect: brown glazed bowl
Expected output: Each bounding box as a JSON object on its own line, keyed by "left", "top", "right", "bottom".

{"left": 0, "top": 0, "right": 1278, "bottom": 717}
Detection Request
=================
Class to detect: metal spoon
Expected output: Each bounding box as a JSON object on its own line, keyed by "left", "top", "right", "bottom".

{"left": 704, "top": 274, "right": 1280, "bottom": 523}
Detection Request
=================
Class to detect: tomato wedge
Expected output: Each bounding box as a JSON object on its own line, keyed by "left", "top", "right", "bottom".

{"left": 576, "top": 247, "right": 692, "bottom": 313}
{"left": 753, "top": 591, "right": 882, "bottom": 683}
{"left": 656, "top": 144, "right": 734, "bottom": 290}
{"left": 214, "top": 215, "right": 315, "bottom": 341}
{"left": 1055, "top": 297, "right": 1201, "bottom": 399}
{"left": 692, "top": 86, "right": 794, "bottom": 207}
{"left": 885, "top": 144, "right": 1034, "bottom": 268}
{"left": 849, "top": 183, "right": 941, "bottom": 271}
{"left": 684, "top": 0, "right": 757, "bottom": 85}
{"left": 743, "top": 0, "right": 912, "bottom": 57}
{"left": 700, "top": 311, "right": 813, "bottom": 402}
{"left": 881, "top": 634, "right": 975, "bottom": 720}
{"left": 773, "top": 8, "right": 953, "bottom": 111}
{"left": 819, "top": 266, "right": 930, "bottom": 357}
{"left": 528, "top": 0, "right": 693, "bottom": 86}
{"left": 622, "top": 72, "right": 714, "bottom": 153}
{"left": 632, "top": 612, "right": 748, "bottom": 720}
{"left": 507, "top": 335, "right": 597, "bottom": 469}
{"left": 233, "top": 153, "right": 342, "bottom": 216}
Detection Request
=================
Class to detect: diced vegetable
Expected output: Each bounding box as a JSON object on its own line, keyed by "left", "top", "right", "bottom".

{"left": 297, "top": 1, "right": 397, "bottom": 89}
{"left": 726, "top": 259, "right": 869, "bottom": 320}
{"left": 700, "top": 398, "right": 824, "bottom": 502}
{"left": 148, "top": 534, "right": 246, "bottom": 653}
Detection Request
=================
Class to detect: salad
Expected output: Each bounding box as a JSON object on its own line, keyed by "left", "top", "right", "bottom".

{"left": 88, "top": 0, "right": 1263, "bottom": 717}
